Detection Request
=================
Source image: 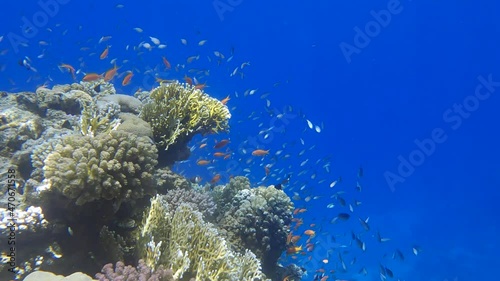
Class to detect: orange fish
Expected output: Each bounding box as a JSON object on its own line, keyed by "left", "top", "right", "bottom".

{"left": 122, "top": 72, "right": 133, "bottom": 86}
{"left": 293, "top": 208, "right": 306, "bottom": 215}
{"left": 59, "top": 63, "right": 76, "bottom": 79}
{"left": 221, "top": 95, "right": 230, "bottom": 105}
{"left": 196, "top": 159, "right": 211, "bottom": 166}
{"left": 184, "top": 75, "right": 193, "bottom": 85}
{"left": 286, "top": 232, "right": 293, "bottom": 244}
{"left": 213, "top": 152, "right": 226, "bottom": 157}
{"left": 162, "top": 56, "right": 171, "bottom": 69}
{"left": 320, "top": 276, "right": 328, "bottom": 281}
{"left": 83, "top": 73, "right": 102, "bottom": 82}
{"left": 210, "top": 174, "right": 221, "bottom": 184}
{"left": 100, "top": 46, "right": 109, "bottom": 59}
{"left": 223, "top": 154, "right": 231, "bottom": 160}
{"left": 294, "top": 219, "right": 304, "bottom": 231}
{"left": 251, "top": 149, "right": 269, "bottom": 156}
{"left": 304, "top": 230, "right": 316, "bottom": 237}
{"left": 199, "top": 143, "right": 207, "bottom": 149}
{"left": 291, "top": 235, "right": 301, "bottom": 244}
{"left": 194, "top": 83, "right": 206, "bottom": 90}
{"left": 286, "top": 245, "right": 302, "bottom": 255}
{"left": 104, "top": 65, "right": 118, "bottom": 81}
{"left": 214, "top": 139, "right": 230, "bottom": 149}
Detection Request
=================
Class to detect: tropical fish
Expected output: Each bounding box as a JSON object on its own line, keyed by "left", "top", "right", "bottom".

{"left": 104, "top": 65, "right": 118, "bottom": 81}
{"left": 221, "top": 95, "right": 230, "bottom": 105}
{"left": 358, "top": 217, "right": 370, "bottom": 231}
{"left": 210, "top": 174, "right": 221, "bottom": 184}
{"left": 304, "top": 230, "right": 316, "bottom": 237}
{"left": 150, "top": 36, "right": 160, "bottom": 45}
{"left": 100, "top": 46, "right": 110, "bottom": 59}
{"left": 196, "top": 159, "right": 211, "bottom": 166}
{"left": 59, "top": 63, "right": 76, "bottom": 79}
{"left": 162, "top": 56, "right": 171, "bottom": 69}
{"left": 252, "top": 149, "right": 269, "bottom": 156}
{"left": 337, "top": 213, "right": 350, "bottom": 221}
{"left": 122, "top": 72, "right": 133, "bottom": 86}
{"left": 184, "top": 75, "right": 193, "bottom": 85}
{"left": 82, "top": 73, "right": 102, "bottom": 82}
{"left": 214, "top": 139, "right": 230, "bottom": 149}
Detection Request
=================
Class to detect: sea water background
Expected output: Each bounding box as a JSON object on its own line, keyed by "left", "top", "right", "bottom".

{"left": 1, "top": 1, "right": 499, "bottom": 280}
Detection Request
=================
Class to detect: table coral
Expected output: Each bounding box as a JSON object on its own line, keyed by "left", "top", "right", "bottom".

{"left": 140, "top": 82, "right": 230, "bottom": 156}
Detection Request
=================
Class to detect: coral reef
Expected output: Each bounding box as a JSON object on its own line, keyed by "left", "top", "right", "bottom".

{"left": 139, "top": 82, "right": 230, "bottom": 164}
{"left": 215, "top": 177, "right": 294, "bottom": 275}
{"left": 98, "top": 94, "right": 143, "bottom": 115}
{"left": 0, "top": 206, "right": 48, "bottom": 235}
{"left": 116, "top": 113, "right": 153, "bottom": 139}
{"left": 95, "top": 260, "right": 173, "bottom": 281}
{"left": 154, "top": 167, "right": 191, "bottom": 192}
{"left": 80, "top": 79, "right": 116, "bottom": 97}
{"left": 212, "top": 176, "right": 252, "bottom": 219}
{"left": 162, "top": 187, "right": 216, "bottom": 219}
{"left": 139, "top": 196, "right": 264, "bottom": 280}
{"left": 79, "top": 100, "right": 121, "bottom": 137}
{"left": 38, "top": 130, "right": 157, "bottom": 206}
{"left": 23, "top": 271, "right": 96, "bottom": 281}
{"left": 36, "top": 85, "right": 93, "bottom": 115}
{"left": 0, "top": 82, "right": 295, "bottom": 281}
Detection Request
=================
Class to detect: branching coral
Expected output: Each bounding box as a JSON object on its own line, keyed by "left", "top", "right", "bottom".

{"left": 79, "top": 100, "right": 121, "bottom": 137}
{"left": 138, "top": 196, "right": 264, "bottom": 281}
{"left": 95, "top": 260, "right": 174, "bottom": 281}
{"left": 140, "top": 82, "right": 231, "bottom": 152}
{"left": 40, "top": 130, "right": 158, "bottom": 205}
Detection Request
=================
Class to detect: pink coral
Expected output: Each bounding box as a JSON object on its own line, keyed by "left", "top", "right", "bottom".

{"left": 95, "top": 259, "right": 173, "bottom": 281}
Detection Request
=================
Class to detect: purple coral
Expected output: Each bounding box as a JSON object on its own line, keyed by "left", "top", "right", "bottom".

{"left": 95, "top": 259, "right": 173, "bottom": 281}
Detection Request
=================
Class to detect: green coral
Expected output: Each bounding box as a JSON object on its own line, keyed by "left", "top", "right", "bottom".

{"left": 140, "top": 82, "right": 231, "bottom": 151}
{"left": 138, "top": 196, "right": 263, "bottom": 281}
{"left": 41, "top": 130, "right": 158, "bottom": 205}
{"left": 79, "top": 100, "right": 121, "bottom": 137}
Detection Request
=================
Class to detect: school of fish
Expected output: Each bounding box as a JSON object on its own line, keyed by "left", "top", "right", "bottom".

{"left": 0, "top": 10, "right": 419, "bottom": 280}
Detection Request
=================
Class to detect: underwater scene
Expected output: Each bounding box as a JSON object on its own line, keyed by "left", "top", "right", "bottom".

{"left": 0, "top": 1, "right": 499, "bottom": 280}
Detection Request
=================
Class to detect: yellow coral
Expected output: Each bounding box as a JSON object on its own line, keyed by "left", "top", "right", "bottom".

{"left": 138, "top": 196, "right": 263, "bottom": 281}
{"left": 140, "top": 82, "right": 231, "bottom": 151}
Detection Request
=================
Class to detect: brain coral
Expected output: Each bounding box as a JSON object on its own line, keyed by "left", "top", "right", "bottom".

{"left": 41, "top": 130, "right": 158, "bottom": 205}
{"left": 140, "top": 82, "right": 231, "bottom": 153}
{"left": 216, "top": 178, "right": 294, "bottom": 275}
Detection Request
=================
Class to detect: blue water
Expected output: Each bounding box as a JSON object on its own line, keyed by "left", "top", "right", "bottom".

{"left": 2, "top": 0, "right": 499, "bottom": 280}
